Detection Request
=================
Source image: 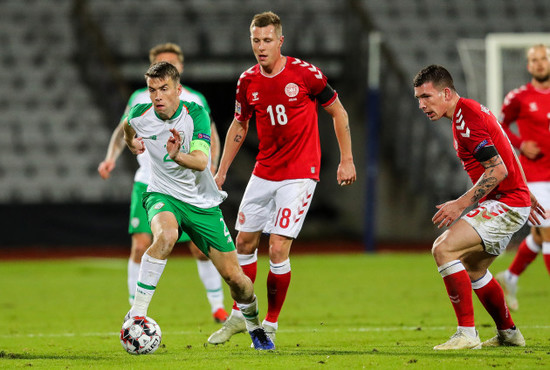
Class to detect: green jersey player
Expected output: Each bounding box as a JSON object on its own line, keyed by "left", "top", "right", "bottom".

{"left": 97, "top": 43, "right": 227, "bottom": 323}
{"left": 122, "top": 61, "right": 274, "bottom": 350}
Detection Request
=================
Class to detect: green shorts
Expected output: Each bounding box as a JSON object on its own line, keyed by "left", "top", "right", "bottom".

{"left": 129, "top": 183, "right": 191, "bottom": 243}
{"left": 142, "top": 192, "right": 235, "bottom": 256}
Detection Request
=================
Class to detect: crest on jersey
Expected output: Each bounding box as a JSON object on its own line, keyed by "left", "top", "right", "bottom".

{"left": 285, "top": 83, "right": 299, "bottom": 98}
{"left": 238, "top": 211, "right": 246, "bottom": 225}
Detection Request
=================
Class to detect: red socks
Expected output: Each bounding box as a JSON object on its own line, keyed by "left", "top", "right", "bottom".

{"left": 265, "top": 270, "right": 291, "bottom": 323}
{"left": 440, "top": 265, "right": 475, "bottom": 327}
{"left": 509, "top": 238, "right": 539, "bottom": 276}
{"left": 473, "top": 275, "right": 514, "bottom": 330}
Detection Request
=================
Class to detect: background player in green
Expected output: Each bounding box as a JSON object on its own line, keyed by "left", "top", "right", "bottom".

{"left": 97, "top": 43, "right": 228, "bottom": 323}
{"left": 122, "top": 61, "right": 274, "bottom": 350}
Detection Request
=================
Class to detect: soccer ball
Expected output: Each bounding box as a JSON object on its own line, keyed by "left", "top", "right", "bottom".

{"left": 120, "top": 316, "right": 162, "bottom": 355}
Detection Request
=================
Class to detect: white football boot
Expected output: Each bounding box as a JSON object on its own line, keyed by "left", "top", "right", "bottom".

{"left": 482, "top": 327, "right": 525, "bottom": 347}
{"left": 208, "top": 311, "right": 247, "bottom": 344}
{"left": 433, "top": 328, "right": 481, "bottom": 350}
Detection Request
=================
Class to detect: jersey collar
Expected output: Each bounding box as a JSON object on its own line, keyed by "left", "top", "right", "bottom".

{"left": 154, "top": 100, "right": 184, "bottom": 121}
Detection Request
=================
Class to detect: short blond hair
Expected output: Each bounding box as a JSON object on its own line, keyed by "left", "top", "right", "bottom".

{"left": 250, "top": 11, "right": 282, "bottom": 38}
{"left": 148, "top": 43, "right": 184, "bottom": 65}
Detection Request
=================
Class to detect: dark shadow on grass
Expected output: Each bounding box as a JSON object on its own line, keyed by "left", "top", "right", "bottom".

{"left": 0, "top": 351, "right": 103, "bottom": 361}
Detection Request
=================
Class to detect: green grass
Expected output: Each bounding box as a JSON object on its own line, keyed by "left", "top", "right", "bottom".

{"left": 1, "top": 252, "right": 549, "bottom": 369}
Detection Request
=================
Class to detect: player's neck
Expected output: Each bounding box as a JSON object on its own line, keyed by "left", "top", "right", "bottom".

{"left": 261, "top": 55, "right": 286, "bottom": 76}
{"left": 531, "top": 78, "right": 550, "bottom": 90}
{"left": 446, "top": 94, "right": 461, "bottom": 120}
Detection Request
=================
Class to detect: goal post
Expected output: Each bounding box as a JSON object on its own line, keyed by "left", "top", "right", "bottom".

{"left": 486, "top": 33, "right": 550, "bottom": 113}
{"left": 458, "top": 33, "right": 550, "bottom": 115}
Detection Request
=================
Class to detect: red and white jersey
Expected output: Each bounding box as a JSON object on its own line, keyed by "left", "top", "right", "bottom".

{"left": 453, "top": 98, "right": 530, "bottom": 207}
{"left": 500, "top": 83, "right": 550, "bottom": 182}
{"left": 235, "top": 56, "right": 337, "bottom": 181}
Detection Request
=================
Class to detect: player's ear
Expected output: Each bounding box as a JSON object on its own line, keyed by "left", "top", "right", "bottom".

{"left": 444, "top": 87, "right": 452, "bottom": 100}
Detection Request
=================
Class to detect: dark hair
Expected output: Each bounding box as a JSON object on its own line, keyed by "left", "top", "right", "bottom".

{"left": 144, "top": 62, "right": 180, "bottom": 84}
{"left": 250, "top": 11, "right": 282, "bottom": 37}
{"left": 413, "top": 64, "right": 456, "bottom": 92}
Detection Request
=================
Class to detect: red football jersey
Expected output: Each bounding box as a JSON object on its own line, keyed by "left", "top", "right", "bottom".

{"left": 453, "top": 98, "right": 530, "bottom": 207}
{"left": 500, "top": 83, "right": 550, "bottom": 182}
{"left": 235, "top": 56, "right": 337, "bottom": 181}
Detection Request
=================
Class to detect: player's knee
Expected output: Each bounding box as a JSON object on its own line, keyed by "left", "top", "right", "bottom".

{"left": 235, "top": 234, "right": 258, "bottom": 254}
{"left": 154, "top": 228, "right": 179, "bottom": 248}
{"left": 269, "top": 244, "right": 290, "bottom": 263}
{"left": 432, "top": 235, "right": 449, "bottom": 263}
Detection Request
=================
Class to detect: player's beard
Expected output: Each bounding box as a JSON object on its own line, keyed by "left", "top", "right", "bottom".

{"left": 534, "top": 72, "right": 550, "bottom": 83}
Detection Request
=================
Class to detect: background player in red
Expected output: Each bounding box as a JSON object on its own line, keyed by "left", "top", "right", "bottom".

{"left": 495, "top": 44, "right": 550, "bottom": 311}
{"left": 208, "top": 11, "right": 356, "bottom": 346}
{"left": 413, "top": 65, "right": 544, "bottom": 350}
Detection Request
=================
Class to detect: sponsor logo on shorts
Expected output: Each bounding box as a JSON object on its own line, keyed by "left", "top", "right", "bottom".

{"left": 131, "top": 217, "right": 140, "bottom": 228}
{"left": 154, "top": 202, "right": 165, "bottom": 210}
{"left": 238, "top": 211, "right": 246, "bottom": 225}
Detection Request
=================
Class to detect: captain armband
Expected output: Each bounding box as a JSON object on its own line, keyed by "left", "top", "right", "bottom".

{"left": 190, "top": 139, "right": 210, "bottom": 157}
{"left": 316, "top": 84, "right": 336, "bottom": 105}
{"left": 474, "top": 145, "right": 498, "bottom": 163}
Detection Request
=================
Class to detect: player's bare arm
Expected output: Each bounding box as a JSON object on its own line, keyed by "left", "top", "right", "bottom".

{"left": 209, "top": 121, "right": 221, "bottom": 174}
{"left": 432, "top": 154, "right": 507, "bottom": 228}
{"left": 214, "top": 118, "right": 250, "bottom": 189}
{"left": 324, "top": 98, "right": 356, "bottom": 186}
{"left": 123, "top": 119, "right": 145, "bottom": 155}
{"left": 98, "top": 120, "right": 126, "bottom": 179}
{"left": 166, "top": 128, "right": 208, "bottom": 171}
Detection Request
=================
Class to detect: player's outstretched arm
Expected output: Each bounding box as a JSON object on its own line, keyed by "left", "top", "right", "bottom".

{"left": 324, "top": 98, "right": 356, "bottom": 186}
{"left": 209, "top": 120, "right": 221, "bottom": 174}
{"left": 98, "top": 120, "right": 127, "bottom": 179}
{"left": 123, "top": 119, "right": 145, "bottom": 155}
{"left": 214, "top": 118, "right": 249, "bottom": 189}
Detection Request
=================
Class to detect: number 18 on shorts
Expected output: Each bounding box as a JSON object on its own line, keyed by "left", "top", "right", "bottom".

{"left": 236, "top": 175, "right": 317, "bottom": 238}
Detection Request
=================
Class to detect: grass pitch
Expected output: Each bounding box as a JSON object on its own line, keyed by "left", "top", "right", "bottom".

{"left": 1, "top": 251, "right": 550, "bottom": 369}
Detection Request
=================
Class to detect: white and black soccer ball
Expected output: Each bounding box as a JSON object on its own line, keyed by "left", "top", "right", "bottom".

{"left": 120, "top": 316, "right": 162, "bottom": 355}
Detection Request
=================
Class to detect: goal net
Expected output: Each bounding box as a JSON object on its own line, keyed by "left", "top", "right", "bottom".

{"left": 458, "top": 33, "right": 550, "bottom": 114}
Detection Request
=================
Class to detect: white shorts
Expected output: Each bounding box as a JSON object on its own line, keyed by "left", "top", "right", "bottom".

{"left": 462, "top": 200, "right": 530, "bottom": 255}
{"left": 527, "top": 182, "right": 550, "bottom": 227}
{"left": 235, "top": 175, "right": 317, "bottom": 238}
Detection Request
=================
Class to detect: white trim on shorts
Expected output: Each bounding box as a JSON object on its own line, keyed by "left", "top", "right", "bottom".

{"left": 235, "top": 175, "right": 317, "bottom": 238}
{"left": 462, "top": 199, "right": 530, "bottom": 255}
{"left": 527, "top": 181, "right": 550, "bottom": 227}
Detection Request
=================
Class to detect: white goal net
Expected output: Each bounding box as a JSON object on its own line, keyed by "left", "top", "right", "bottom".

{"left": 458, "top": 33, "right": 550, "bottom": 114}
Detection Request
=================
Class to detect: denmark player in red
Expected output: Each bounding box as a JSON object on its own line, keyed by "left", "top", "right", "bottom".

{"left": 495, "top": 44, "right": 550, "bottom": 311}
{"left": 208, "top": 11, "right": 356, "bottom": 346}
{"left": 413, "top": 65, "right": 544, "bottom": 350}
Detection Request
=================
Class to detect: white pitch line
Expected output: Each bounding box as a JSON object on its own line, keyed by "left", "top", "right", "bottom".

{"left": 3, "top": 325, "right": 550, "bottom": 339}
